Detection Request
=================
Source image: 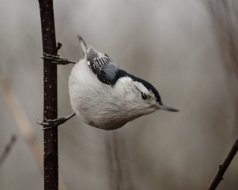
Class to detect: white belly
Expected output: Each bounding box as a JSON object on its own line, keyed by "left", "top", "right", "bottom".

{"left": 69, "top": 60, "right": 129, "bottom": 129}
{"left": 68, "top": 60, "right": 157, "bottom": 130}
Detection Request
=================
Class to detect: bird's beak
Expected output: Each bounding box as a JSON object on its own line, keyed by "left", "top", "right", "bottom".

{"left": 158, "top": 104, "right": 179, "bottom": 112}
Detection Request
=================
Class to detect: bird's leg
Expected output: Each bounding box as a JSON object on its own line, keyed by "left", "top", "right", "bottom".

{"left": 39, "top": 113, "right": 76, "bottom": 130}
{"left": 42, "top": 42, "right": 76, "bottom": 65}
{"left": 42, "top": 53, "right": 76, "bottom": 65}
{"left": 39, "top": 43, "right": 76, "bottom": 130}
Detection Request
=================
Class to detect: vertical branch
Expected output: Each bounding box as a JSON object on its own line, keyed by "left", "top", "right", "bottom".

{"left": 107, "top": 133, "right": 124, "bottom": 190}
{"left": 38, "top": 0, "right": 58, "bottom": 190}
{"left": 207, "top": 0, "right": 238, "bottom": 78}
{"left": 106, "top": 132, "right": 134, "bottom": 190}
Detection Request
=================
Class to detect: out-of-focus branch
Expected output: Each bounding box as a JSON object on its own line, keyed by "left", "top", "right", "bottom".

{"left": 208, "top": 0, "right": 238, "bottom": 75}
{"left": 0, "top": 79, "right": 43, "bottom": 168}
{"left": 106, "top": 132, "right": 134, "bottom": 190}
{"left": 0, "top": 78, "right": 66, "bottom": 190}
{"left": 106, "top": 132, "right": 124, "bottom": 190}
{"left": 0, "top": 135, "right": 17, "bottom": 167}
{"left": 206, "top": 1, "right": 238, "bottom": 189}
{"left": 208, "top": 138, "right": 238, "bottom": 190}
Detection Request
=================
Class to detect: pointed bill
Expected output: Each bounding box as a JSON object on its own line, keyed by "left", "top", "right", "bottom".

{"left": 159, "top": 104, "right": 179, "bottom": 112}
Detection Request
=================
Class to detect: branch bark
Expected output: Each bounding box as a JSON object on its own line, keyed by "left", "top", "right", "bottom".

{"left": 38, "top": 0, "right": 58, "bottom": 190}
{"left": 208, "top": 138, "right": 238, "bottom": 190}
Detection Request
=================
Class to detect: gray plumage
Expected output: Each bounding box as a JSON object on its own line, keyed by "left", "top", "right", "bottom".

{"left": 82, "top": 40, "right": 120, "bottom": 85}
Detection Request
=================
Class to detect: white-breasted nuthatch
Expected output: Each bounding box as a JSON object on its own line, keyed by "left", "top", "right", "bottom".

{"left": 41, "top": 36, "right": 178, "bottom": 130}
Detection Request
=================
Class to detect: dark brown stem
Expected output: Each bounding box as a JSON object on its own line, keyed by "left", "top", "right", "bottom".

{"left": 38, "top": 0, "right": 58, "bottom": 190}
{"left": 208, "top": 138, "right": 238, "bottom": 190}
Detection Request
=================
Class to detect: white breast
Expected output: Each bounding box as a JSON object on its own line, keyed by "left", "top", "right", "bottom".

{"left": 68, "top": 59, "right": 156, "bottom": 130}
{"left": 69, "top": 60, "right": 125, "bottom": 129}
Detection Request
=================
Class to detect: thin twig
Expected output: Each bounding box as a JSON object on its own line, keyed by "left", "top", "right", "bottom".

{"left": 0, "top": 135, "right": 17, "bottom": 167}
{"left": 208, "top": 137, "right": 238, "bottom": 190}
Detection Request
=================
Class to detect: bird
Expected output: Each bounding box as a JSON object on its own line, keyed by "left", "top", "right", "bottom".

{"left": 41, "top": 36, "right": 178, "bottom": 130}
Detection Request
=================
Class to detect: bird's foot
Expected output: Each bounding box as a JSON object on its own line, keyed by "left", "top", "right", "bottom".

{"left": 39, "top": 113, "right": 76, "bottom": 130}
{"left": 42, "top": 53, "right": 76, "bottom": 65}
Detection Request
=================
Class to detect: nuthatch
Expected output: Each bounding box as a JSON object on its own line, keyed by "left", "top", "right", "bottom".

{"left": 41, "top": 36, "right": 178, "bottom": 130}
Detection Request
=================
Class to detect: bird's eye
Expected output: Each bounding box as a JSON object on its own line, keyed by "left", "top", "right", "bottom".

{"left": 141, "top": 92, "right": 148, "bottom": 100}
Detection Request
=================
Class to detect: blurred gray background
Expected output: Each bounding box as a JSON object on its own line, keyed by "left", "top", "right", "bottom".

{"left": 1, "top": 0, "right": 238, "bottom": 189}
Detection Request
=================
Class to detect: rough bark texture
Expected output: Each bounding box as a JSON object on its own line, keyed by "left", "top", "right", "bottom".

{"left": 38, "top": 0, "right": 58, "bottom": 190}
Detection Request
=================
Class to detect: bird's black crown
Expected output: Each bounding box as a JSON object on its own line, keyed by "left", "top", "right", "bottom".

{"left": 114, "top": 69, "right": 162, "bottom": 104}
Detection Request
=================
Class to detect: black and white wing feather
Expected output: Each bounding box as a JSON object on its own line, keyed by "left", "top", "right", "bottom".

{"left": 89, "top": 55, "right": 118, "bottom": 85}
{"left": 78, "top": 36, "right": 121, "bottom": 85}
{"left": 90, "top": 56, "right": 111, "bottom": 75}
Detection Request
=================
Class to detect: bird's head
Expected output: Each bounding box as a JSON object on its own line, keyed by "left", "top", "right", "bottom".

{"left": 125, "top": 75, "right": 179, "bottom": 116}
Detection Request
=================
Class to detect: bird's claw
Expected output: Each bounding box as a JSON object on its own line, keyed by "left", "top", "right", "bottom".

{"left": 38, "top": 113, "right": 76, "bottom": 130}
{"left": 38, "top": 117, "right": 68, "bottom": 130}
{"left": 42, "top": 53, "right": 76, "bottom": 65}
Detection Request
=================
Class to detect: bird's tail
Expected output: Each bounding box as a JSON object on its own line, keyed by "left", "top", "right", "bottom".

{"left": 77, "top": 35, "right": 87, "bottom": 55}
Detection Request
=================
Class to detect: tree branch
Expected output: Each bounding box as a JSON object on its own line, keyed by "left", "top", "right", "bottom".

{"left": 208, "top": 137, "right": 238, "bottom": 190}
{"left": 0, "top": 135, "right": 17, "bottom": 168}
{"left": 38, "top": 0, "right": 58, "bottom": 190}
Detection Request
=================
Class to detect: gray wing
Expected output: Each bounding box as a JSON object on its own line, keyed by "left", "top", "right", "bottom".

{"left": 87, "top": 53, "right": 119, "bottom": 85}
